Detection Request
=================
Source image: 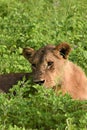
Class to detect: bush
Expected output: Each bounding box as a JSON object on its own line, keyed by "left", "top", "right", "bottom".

{"left": 0, "top": 0, "right": 87, "bottom": 48}
{"left": 0, "top": 80, "right": 87, "bottom": 130}
{"left": 0, "top": 45, "right": 31, "bottom": 74}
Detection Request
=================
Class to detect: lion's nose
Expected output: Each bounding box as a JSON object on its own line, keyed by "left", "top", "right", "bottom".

{"left": 34, "top": 80, "right": 45, "bottom": 85}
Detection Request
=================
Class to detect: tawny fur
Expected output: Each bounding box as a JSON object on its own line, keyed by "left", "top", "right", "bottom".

{"left": 58, "top": 61, "right": 87, "bottom": 100}
{"left": 23, "top": 43, "right": 87, "bottom": 100}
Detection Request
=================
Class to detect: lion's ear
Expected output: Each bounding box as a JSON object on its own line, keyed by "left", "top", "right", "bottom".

{"left": 55, "top": 43, "right": 71, "bottom": 59}
{"left": 22, "top": 47, "right": 35, "bottom": 63}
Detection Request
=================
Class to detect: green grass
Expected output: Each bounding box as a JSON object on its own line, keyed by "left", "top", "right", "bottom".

{"left": 0, "top": 0, "right": 87, "bottom": 129}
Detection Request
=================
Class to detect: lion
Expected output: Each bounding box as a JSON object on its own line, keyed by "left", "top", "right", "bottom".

{"left": 23, "top": 43, "right": 87, "bottom": 100}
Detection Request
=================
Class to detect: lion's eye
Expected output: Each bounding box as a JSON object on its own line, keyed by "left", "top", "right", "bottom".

{"left": 32, "top": 63, "right": 36, "bottom": 69}
{"left": 47, "top": 61, "right": 54, "bottom": 68}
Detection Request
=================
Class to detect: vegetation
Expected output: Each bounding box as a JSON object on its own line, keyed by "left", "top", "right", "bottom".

{"left": 0, "top": 0, "right": 87, "bottom": 129}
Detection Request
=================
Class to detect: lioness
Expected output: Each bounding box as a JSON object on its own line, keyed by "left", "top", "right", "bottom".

{"left": 23, "top": 43, "right": 87, "bottom": 100}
